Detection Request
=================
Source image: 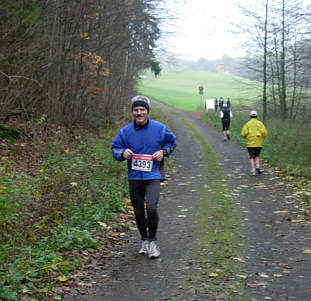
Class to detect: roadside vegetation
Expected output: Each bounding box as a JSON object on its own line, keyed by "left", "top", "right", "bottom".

{"left": 0, "top": 124, "right": 130, "bottom": 300}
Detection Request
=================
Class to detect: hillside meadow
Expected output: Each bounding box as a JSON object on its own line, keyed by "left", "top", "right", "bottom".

{"left": 137, "top": 71, "right": 262, "bottom": 111}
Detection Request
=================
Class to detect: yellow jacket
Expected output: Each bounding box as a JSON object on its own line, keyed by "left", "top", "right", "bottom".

{"left": 241, "top": 118, "right": 268, "bottom": 147}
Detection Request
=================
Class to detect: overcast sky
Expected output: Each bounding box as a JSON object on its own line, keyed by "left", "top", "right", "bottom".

{"left": 159, "top": 0, "right": 310, "bottom": 61}
{"left": 161, "top": 0, "right": 311, "bottom": 60}
{"left": 160, "top": 0, "right": 246, "bottom": 61}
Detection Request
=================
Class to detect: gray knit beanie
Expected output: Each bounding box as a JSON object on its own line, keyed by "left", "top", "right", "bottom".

{"left": 131, "top": 95, "right": 150, "bottom": 112}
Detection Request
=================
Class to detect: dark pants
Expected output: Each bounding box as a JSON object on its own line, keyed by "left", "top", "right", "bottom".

{"left": 247, "top": 147, "right": 262, "bottom": 159}
{"left": 129, "top": 180, "right": 160, "bottom": 241}
{"left": 222, "top": 119, "right": 230, "bottom": 131}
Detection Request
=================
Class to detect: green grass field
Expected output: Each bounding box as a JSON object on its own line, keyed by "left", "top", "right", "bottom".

{"left": 137, "top": 71, "right": 262, "bottom": 111}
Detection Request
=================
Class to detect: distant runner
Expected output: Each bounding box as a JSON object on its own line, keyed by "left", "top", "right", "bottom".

{"left": 220, "top": 103, "right": 233, "bottom": 141}
{"left": 226, "top": 98, "right": 231, "bottom": 109}
{"left": 219, "top": 97, "right": 224, "bottom": 110}
{"left": 111, "top": 95, "right": 176, "bottom": 258}
{"left": 241, "top": 110, "right": 268, "bottom": 176}
{"left": 214, "top": 98, "right": 218, "bottom": 112}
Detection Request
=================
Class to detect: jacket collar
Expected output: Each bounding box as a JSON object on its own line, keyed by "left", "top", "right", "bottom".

{"left": 134, "top": 117, "right": 150, "bottom": 129}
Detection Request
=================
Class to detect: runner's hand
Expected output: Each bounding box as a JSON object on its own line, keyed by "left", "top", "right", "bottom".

{"left": 123, "top": 149, "right": 134, "bottom": 159}
{"left": 152, "top": 150, "right": 164, "bottom": 162}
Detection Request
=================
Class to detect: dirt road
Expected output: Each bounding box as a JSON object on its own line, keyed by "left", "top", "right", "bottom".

{"left": 64, "top": 102, "right": 311, "bottom": 301}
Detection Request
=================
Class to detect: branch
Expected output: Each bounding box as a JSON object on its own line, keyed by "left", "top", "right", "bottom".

{"left": 0, "top": 70, "right": 43, "bottom": 89}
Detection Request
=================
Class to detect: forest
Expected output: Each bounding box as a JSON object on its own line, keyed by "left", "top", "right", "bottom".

{"left": 0, "top": 0, "right": 162, "bottom": 128}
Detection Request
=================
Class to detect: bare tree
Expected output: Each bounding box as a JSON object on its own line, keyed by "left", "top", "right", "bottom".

{"left": 235, "top": 0, "right": 310, "bottom": 120}
{"left": 0, "top": 0, "right": 162, "bottom": 126}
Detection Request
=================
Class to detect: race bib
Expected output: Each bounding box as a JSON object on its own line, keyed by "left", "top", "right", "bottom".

{"left": 131, "top": 154, "right": 153, "bottom": 172}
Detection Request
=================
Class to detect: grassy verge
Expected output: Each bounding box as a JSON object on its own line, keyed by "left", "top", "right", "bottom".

{"left": 0, "top": 128, "right": 129, "bottom": 300}
{"left": 177, "top": 119, "right": 243, "bottom": 300}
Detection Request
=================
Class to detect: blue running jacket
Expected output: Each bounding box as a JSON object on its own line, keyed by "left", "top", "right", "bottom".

{"left": 111, "top": 118, "right": 176, "bottom": 180}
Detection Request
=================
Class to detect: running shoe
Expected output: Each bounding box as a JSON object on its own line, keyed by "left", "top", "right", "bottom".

{"left": 138, "top": 240, "right": 149, "bottom": 254}
{"left": 256, "top": 167, "right": 262, "bottom": 174}
{"left": 148, "top": 241, "right": 160, "bottom": 259}
{"left": 251, "top": 170, "right": 256, "bottom": 176}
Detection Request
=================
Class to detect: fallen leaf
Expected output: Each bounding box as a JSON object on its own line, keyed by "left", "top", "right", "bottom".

{"left": 124, "top": 198, "right": 131, "bottom": 204}
{"left": 303, "top": 249, "right": 311, "bottom": 254}
{"left": 258, "top": 272, "right": 269, "bottom": 278}
{"left": 57, "top": 275, "right": 68, "bottom": 282}
{"left": 97, "top": 221, "right": 108, "bottom": 228}
{"left": 236, "top": 274, "right": 247, "bottom": 279}
{"left": 273, "top": 210, "right": 288, "bottom": 214}
{"left": 233, "top": 257, "right": 245, "bottom": 263}
{"left": 247, "top": 281, "right": 266, "bottom": 287}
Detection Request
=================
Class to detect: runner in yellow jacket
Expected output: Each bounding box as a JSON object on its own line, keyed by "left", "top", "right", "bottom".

{"left": 241, "top": 110, "right": 268, "bottom": 176}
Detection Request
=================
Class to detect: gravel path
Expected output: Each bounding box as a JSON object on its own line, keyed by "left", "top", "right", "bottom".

{"left": 64, "top": 101, "right": 311, "bottom": 301}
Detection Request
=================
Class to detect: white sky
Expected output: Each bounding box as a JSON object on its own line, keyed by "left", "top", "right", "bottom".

{"left": 160, "top": 0, "right": 310, "bottom": 61}
{"left": 160, "top": 0, "right": 246, "bottom": 61}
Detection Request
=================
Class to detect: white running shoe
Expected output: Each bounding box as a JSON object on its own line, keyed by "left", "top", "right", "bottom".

{"left": 148, "top": 241, "right": 160, "bottom": 259}
{"left": 251, "top": 170, "right": 256, "bottom": 176}
{"left": 138, "top": 240, "right": 149, "bottom": 254}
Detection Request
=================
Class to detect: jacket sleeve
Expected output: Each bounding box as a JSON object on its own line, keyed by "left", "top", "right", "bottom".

{"left": 241, "top": 124, "right": 248, "bottom": 138}
{"left": 161, "top": 127, "right": 177, "bottom": 157}
{"left": 111, "top": 130, "right": 127, "bottom": 161}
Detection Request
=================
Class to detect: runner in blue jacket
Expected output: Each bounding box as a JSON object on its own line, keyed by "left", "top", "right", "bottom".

{"left": 111, "top": 95, "right": 176, "bottom": 258}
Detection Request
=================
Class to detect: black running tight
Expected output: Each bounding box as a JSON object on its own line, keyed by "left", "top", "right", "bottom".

{"left": 129, "top": 180, "right": 160, "bottom": 241}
